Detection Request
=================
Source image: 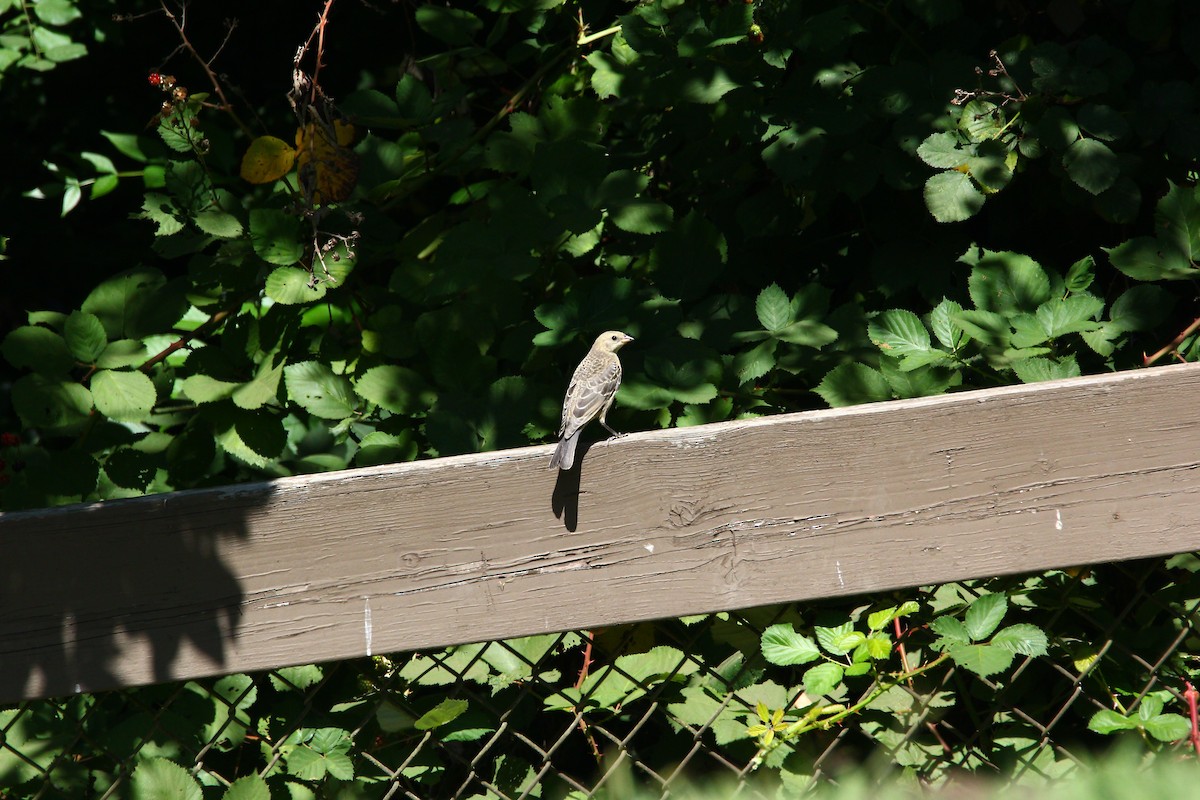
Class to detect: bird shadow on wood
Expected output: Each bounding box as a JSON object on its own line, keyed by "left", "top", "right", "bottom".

{"left": 551, "top": 441, "right": 596, "bottom": 532}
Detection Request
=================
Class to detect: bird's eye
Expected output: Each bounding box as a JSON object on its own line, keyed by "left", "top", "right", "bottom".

{"left": 611, "top": 334, "right": 618, "bottom": 340}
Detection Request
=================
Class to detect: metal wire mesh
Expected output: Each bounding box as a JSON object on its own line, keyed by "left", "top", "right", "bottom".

{"left": 3, "top": 553, "right": 1198, "bottom": 799}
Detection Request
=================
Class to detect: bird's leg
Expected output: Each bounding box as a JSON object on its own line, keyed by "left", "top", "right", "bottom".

{"left": 600, "top": 420, "right": 623, "bottom": 438}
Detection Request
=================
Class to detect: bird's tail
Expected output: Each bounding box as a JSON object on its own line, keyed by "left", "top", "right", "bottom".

{"left": 549, "top": 431, "right": 580, "bottom": 470}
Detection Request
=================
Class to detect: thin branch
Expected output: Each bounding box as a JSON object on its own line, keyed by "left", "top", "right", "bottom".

{"left": 159, "top": 0, "right": 253, "bottom": 136}
{"left": 1143, "top": 316, "right": 1200, "bottom": 366}
{"left": 140, "top": 306, "right": 236, "bottom": 374}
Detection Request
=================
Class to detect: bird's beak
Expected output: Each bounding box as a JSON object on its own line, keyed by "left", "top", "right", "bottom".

{"left": 623, "top": 334, "right": 635, "bottom": 343}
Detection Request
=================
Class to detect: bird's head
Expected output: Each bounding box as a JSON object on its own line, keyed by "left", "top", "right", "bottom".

{"left": 594, "top": 330, "right": 634, "bottom": 353}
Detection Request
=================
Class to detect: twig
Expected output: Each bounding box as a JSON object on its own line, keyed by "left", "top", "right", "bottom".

{"left": 952, "top": 49, "right": 1028, "bottom": 108}
{"left": 574, "top": 630, "right": 601, "bottom": 759}
{"left": 159, "top": 0, "right": 252, "bottom": 136}
{"left": 1143, "top": 316, "right": 1200, "bottom": 366}
{"left": 575, "top": 630, "right": 595, "bottom": 689}
{"left": 1184, "top": 681, "right": 1200, "bottom": 758}
{"left": 380, "top": 44, "right": 573, "bottom": 207}
{"left": 140, "top": 307, "right": 235, "bottom": 374}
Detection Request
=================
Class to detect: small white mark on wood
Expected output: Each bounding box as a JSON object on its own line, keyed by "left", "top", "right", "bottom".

{"left": 645, "top": 544, "right": 655, "bottom": 553}
{"left": 835, "top": 560, "right": 845, "bottom": 588}
{"left": 263, "top": 601, "right": 291, "bottom": 609}
{"left": 364, "top": 598, "right": 374, "bottom": 657}
{"left": 1055, "top": 509, "right": 1063, "bottom": 531}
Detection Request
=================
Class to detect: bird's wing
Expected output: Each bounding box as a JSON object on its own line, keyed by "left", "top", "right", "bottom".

{"left": 559, "top": 355, "right": 622, "bottom": 437}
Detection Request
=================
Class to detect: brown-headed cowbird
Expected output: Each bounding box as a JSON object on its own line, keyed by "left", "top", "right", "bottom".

{"left": 549, "top": 330, "right": 634, "bottom": 470}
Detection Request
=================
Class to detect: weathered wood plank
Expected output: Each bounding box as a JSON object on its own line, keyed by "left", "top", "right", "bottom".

{"left": 4, "top": 363, "right": 1200, "bottom": 702}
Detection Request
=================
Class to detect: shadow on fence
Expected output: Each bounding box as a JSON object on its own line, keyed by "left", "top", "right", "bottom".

{"left": 3, "top": 552, "right": 1199, "bottom": 799}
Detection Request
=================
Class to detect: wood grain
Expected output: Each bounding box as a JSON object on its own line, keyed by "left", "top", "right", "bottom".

{"left": 4, "top": 363, "right": 1200, "bottom": 702}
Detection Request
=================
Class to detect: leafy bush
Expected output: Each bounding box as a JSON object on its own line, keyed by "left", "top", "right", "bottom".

{"left": 3, "top": 0, "right": 1200, "bottom": 796}
{"left": 3, "top": 0, "right": 1198, "bottom": 506}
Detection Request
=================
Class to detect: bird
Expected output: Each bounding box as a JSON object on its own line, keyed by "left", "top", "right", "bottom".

{"left": 549, "top": 330, "right": 634, "bottom": 471}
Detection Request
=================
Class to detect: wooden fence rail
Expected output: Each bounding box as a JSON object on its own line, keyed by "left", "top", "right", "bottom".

{"left": 4, "top": 363, "right": 1200, "bottom": 703}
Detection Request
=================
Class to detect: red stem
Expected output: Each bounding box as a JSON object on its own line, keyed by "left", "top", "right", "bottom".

{"left": 1184, "top": 681, "right": 1200, "bottom": 758}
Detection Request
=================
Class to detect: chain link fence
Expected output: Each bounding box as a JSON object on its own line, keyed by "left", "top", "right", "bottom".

{"left": 3, "top": 552, "right": 1199, "bottom": 799}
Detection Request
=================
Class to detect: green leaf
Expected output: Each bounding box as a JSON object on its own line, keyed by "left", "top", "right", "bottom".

{"left": 1087, "top": 709, "right": 1138, "bottom": 735}
{"left": 1034, "top": 294, "right": 1104, "bottom": 338}
{"left": 34, "top": 0, "right": 83, "bottom": 25}
{"left": 81, "top": 267, "right": 173, "bottom": 339}
{"left": 2, "top": 325, "right": 75, "bottom": 374}
{"left": 924, "top": 170, "right": 985, "bottom": 223}
{"left": 774, "top": 320, "right": 839, "bottom": 348}
{"left": 733, "top": 339, "right": 777, "bottom": 384}
{"left": 265, "top": 267, "right": 323, "bottom": 304}
{"left": 1109, "top": 285, "right": 1171, "bottom": 332}
{"left": 414, "top": 698, "right": 470, "bottom": 730}
{"left": 104, "top": 447, "right": 159, "bottom": 490}
{"left": 1077, "top": 103, "right": 1130, "bottom": 142}
{"left": 965, "top": 249, "right": 1052, "bottom": 314}
{"left": 760, "top": 624, "right": 821, "bottom": 666}
{"left": 194, "top": 210, "right": 243, "bottom": 239}
{"left": 354, "top": 365, "right": 434, "bottom": 415}
{"left": 946, "top": 643, "right": 1015, "bottom": 677}
{"left": 916, "top": 132, "right": 968, "bottom": 168}
{"left": 97, "top": 340, "right": 149, "bottom": 369}
{"left": 1063, "top": 138, "right": 1119, "bottom": 195}
{"left": 284, "top": 361, "right": 357, "bottom": 419}
{"left": 182, "top": 375, "right": 239, "bottom": 404}
{"left": 221, "top": 774, "right": 271, "bottom": 800}
{"left": 610, "top": 199, "right": 673, "bottom": 234}
{"left": 964, "top": 593, "right": 1007, "bottom": 641}
{"left": 929, "top": 615, "right": 970, "bottom": 645}
{"left": 867, "top": 606, "right": 897, "bottom": 631}
{"left": 250, "top": 208, "right": 305, "bottom": 266}
{"left": 1137, "top": 696, "right": 1164, "bottom": 720}
{"left": 1159, "top": 180, "right": 1200, "bottom": 260}
{"left": 166, "top": 421, "right": 216, "bottom": 482}
{"left": 100, "top": 130, "right": 147, "bottom": 162}
{"left": 64, "top": 311, "right": 107, "bottom": 362}
{"left": 395, "top": 73, "right": 433, "bottom": 121}
{"left": 270, "top": 665, "right": 325, "bottom": 693}
{"left": 815, "top": 622, "right": 865, "bottom": 656}
{"left": 814, "top": 363, "right": 891, "bottom": 407}
{"left": 756, "top": 283, "right": 793, "bottom": 332}
{"left": 92, "top": 369, "right": 157, "bottom": 422}
{"left": 415, "top": 5, "right": 483, "bottom": 45}
{"left": 1144, "top": 713, "right": 1191, "bottom": 742}
{"left": 140, "top": 193, "right": 185, "bottom": 235}
{"left": 212, "top": 409, "right": 286, "bottom": 467}
{"left": 1064, "top": 255, "right": 1096, "bottom": 293}
{"left": 880, "top": 357, "right": 955, "bottom": 398}
{"left": 131, "top": 757, "right": 202, "bottom": 800}
{"left": 11, "top": 374, "right": 92, "bottom": 429}
{"left": 864, "top": 632, "right": 893, "bottom": 660}
{"left": 232, "top": 358, "right": 285, "bottom": 411}
{"left": 990, "top": 624, "right": 1048, "bottom": 657}
{"left": 953, "top": 310, "right": 1011, "bottom": 347}
{"left": 929, "top": 299, "right": 967, "bottom": 350}
{"left": 868, "top": 309, "right": 931, "bottom": 356}
{"left": 1011, "top": 355, "right": 1080, "bottom": 383}
{"left": 571, "top": 646, "right": 697, "bottom": 709}
{"left": 1012, "top": 317, "right": 1050, "bottom": 354}
{"left": 677, "top": 63, "right": 739, "bottom": 103}
{"left": 802, "top": 662, "right": 844, "bottom": 697}
{"left": 1105, "top": 236, "right": 1197, "bottom": 281}
{"left": 642, "top": 356, "right": 719, "bottom": 405}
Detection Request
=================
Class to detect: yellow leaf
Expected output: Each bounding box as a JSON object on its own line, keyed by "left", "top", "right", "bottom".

{"left": 295, "top": 119, "right": 360, "bottom": 205}
{"left": 240, "top": 135, "right": 296, "bottom": 184}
